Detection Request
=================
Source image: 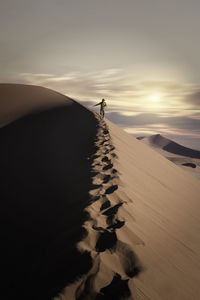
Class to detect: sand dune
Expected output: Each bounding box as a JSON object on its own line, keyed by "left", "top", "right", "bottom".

{"left": 1, "top": 84, "right": 200, "bottom": 300}
{"left": 138, "top": 134, "right": 200, "bottom": 179}
{"left": 0, "top": 84, "right": 98, "bottom": 299}
{"left": 55, "top": 123, "right": 200, "bottom": 300}
{"left": 0, "top": 83, "right": 72, "bottom": 127}
{"left": 138, "top": 134, "right": 200, "bottom": 158}
{"left": 106, "top": 122, "right": 200, "bottom": 300}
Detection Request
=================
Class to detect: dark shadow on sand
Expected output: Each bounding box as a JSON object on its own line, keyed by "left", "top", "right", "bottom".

{"left": 95, "top": 274, "right": 130, "bottom": 300}
{"left": 182, "top": 162, "right": 196, "bottom": 168}
{"left": 164, "top": 141, "right": 200, "bottom": 159}
{"left": 0, "top": 103, "right": 98, "bottom": 299}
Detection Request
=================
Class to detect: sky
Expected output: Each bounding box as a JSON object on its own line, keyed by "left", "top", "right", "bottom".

{"left": 1, "top": 0, "right": 200, "bottom": 149}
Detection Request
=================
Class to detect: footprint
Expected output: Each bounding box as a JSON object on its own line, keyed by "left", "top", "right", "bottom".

{"left": 96, "top": 273, "right": 130, "bottom": 300}
{"left": 103, "top": 163, "right": 113, "bottom": 171}
{"left": 103, "top": 174, "right": 119, "bottom": 184}
{"left": 109, "top": 146, "right": 115, "bottom": 151}
{"left": 92, "top": 225, "right": 105, "bottom": 231}
{"left": 107, "top": 219, "right": 125, "bottom": 230}
{"left": 116, "top": 241, "right": 142, "bottom": 278}
{"left": 95, "top": 230, "right": 117, "bottom": 252}
{"left": 103, "top": 149, "right": 110, "bottom": 155}
{"left": 101, "top": 156, "right": 110, "bottom": 163}
{"left": 76, "top": 257, "right": 101, "bottom": 300}
{"left": 102, "top": 174, "right": 111, "bottom": 184}
{"left": 105, "top": 185, "right": 118, "bottom": 195}
{"left": 111, "top": 153, "right": 117, "bottom": 158}
{"left": 100, "top": 199, "right": 111, "bottom": 211}
{"left": 93, "top": 162, "right": 103, "bottom": 167}
{"left": 100, "top": 139, "right": 109, "bottom": 146}
{"left": 103, "top": 203, "right": 123, "bottom": 217}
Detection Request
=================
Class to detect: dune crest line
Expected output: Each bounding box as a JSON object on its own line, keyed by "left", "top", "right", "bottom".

{"left": 56, "top": 115, "right": 142, "bottom": 300}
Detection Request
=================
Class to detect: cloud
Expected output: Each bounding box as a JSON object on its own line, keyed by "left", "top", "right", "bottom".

{"left": 2, "top": 70, "right": 200, "bottom": 149}
{"left": 5, "top": 70, "right": 200, "bottom": 120}
{"left": 139, "top": 80, "right": 187, "bottom": 91}
{"left": 106, "top": 111, "right": 200, "bottom": 132}
{"left": 13, "top": 69, "right": 131, "bottom": 101}
{"left": 80, "top": 100, "right": 95, "bottom": 107}
{"left": 6, "top": 71, "right": 198, "bottom": 107}
{"left": 184, "top": 89, "right": 200, "bottom": 108}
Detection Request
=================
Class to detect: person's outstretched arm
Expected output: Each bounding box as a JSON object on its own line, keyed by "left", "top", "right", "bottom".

{"left": 93, "top": 102, "right": 101, "bottom": 107}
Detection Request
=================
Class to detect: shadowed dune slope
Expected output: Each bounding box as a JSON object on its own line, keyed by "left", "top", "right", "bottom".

{"left": 107, "top": 120, "right": 200, "bottom": 300}
{"left": 0, "top": 85, "right": 98, "bottom": 299}
{"left": 164, "top": 141, "right": 200, "bottom": 158}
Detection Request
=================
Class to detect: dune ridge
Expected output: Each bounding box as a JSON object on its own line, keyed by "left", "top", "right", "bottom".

{"left": 0, "top": 83, "right": 73, "bottom": 128}
{"left": 139, "top": 133, "right": 200, "bottom": 158}
{"left": 55, "top": 117, "right": 141, "bottom": 300}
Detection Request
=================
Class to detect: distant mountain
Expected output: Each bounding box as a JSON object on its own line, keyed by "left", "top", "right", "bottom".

{"left": 137, "top": 134, "right": 200, "bottom": 159}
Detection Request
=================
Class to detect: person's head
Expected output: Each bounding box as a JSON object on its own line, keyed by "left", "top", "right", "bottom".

{"left": 102, "top": 98, "right": 105, "bottom": 102}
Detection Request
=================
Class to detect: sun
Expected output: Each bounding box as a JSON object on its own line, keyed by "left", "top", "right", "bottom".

{"left": 144, "top": 92, "right": 164, "bottom": 110}
{"left": 150, "top": 93, "right": 161, "bottom": 103}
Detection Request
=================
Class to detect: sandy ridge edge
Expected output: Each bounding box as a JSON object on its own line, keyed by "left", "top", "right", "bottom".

{"left": 54, "top": 116, "right": 142, "bottom": 300}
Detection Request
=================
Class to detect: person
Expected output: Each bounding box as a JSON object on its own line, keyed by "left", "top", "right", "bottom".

{"left": 94, "top": 99, "right": 107, "bottom": 118}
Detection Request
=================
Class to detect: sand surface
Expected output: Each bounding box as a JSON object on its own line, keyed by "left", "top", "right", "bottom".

{"left": 56, "top": 120, "right": 200, "bottom": 300}
{"left": 1, "top": 84, "right": 200, "bottom": 300}
{"left": 0, "top": 84, "right": 72, "bottom": 127}
{"left": 138, "top": 134, "right": 200, "bottom": 180}
{"left": 0, "top": 84, "right": 98, "bottom": 299}
{"left": 106, "top": 121, "right": 200, "bottom": 300}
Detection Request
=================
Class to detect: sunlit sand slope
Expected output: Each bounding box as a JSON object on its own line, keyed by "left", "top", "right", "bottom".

{"left": 107, "top": 121, "right": 200, "bottom": 300}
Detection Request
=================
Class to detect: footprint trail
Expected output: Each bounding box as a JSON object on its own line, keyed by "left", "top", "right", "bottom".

{"left": 55, "top": 116, "right": 142, "bottom": 300}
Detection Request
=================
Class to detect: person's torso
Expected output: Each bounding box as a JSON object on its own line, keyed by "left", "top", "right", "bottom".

{"left": 101, "top": 101, "right": 106, "bottom": 109}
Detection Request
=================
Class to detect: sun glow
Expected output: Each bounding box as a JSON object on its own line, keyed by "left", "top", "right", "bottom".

{"left": 144, "top": 92, "right": 165, "bottom": 111}
{"left": 150, "top": 93, "right": 161, "bottom": 103}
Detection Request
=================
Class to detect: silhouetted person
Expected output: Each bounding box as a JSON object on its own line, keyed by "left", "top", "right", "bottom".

{"left": 94, "top": 99, "right": 107, "bottom": 118}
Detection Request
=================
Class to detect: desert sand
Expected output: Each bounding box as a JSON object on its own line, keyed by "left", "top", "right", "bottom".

{"left": 138, "top": 134, "right": 200, "bottom": 180}
{"left": 1, "top": 84, "right": 200, "bottom": 300}
{"left": 0, "top": 84, "right": 73, "bottom": 128}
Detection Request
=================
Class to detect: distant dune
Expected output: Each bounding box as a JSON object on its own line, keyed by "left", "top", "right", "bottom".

{"left": 138, "top": 134, "right": 200, "bottom": 159}
{"left": 1, "top": 84, "right": 200, "bottom": 300}
{"left": 137, "top": 134, "right": 200, "bottom": 179}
